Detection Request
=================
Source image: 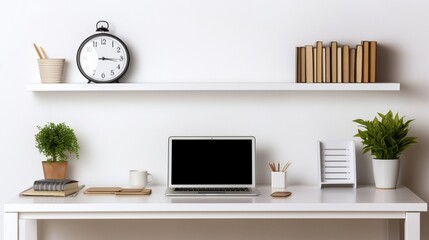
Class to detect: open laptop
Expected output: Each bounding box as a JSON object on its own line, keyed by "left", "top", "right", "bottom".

{"left": 165, "top": 136, "right": 259, "bottom": 196}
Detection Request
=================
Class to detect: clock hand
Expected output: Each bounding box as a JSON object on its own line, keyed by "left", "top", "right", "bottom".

{"left": 98, "top": 57, "right": 120, "bottom": 61}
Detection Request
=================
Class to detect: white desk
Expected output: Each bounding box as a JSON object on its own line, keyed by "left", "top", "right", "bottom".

{"left": 4, "top": 186, "right": 427, "bottom": 240}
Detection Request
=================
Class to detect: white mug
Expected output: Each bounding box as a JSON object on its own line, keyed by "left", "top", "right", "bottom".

{"left": 129, "top": 170, "right": 153, "bottom": 188}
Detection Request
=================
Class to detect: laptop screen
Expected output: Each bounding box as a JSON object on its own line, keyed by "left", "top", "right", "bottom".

{"left": 168, "top": 137, "right": 256, "bottom": 187}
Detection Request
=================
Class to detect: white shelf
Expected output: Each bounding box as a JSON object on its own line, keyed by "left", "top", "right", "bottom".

{"left": 26, "top": 82, "right": 400, "bottom": 92}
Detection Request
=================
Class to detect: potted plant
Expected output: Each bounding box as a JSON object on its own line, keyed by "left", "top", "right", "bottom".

{"left": 353, "top": 110, "right": 417, "bottom": 189}
{"left": 35, "top": 122, "right": 80, "bottom": 179}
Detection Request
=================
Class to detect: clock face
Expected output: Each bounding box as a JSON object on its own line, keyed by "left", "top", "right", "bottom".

{"left": 77, "top": 33, "right": 129, "bottom": 83}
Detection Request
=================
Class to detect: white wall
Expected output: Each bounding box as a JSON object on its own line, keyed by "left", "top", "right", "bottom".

{"left": 2, "top": 0, "right": 429, "bottom": 239}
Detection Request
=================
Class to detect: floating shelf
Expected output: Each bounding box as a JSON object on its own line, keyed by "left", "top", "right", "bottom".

{"left": 26, "top": 82, "right": 400, "bottom": 92}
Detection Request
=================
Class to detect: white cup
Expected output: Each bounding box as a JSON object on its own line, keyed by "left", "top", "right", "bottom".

{"left": 129, "top": 170, "right": 153, "bottom": 189}
{"left": 271, "top": 172, "right": 287, "bottom": 189}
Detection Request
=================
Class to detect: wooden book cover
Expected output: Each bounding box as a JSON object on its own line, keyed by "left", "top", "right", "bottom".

{"left": 300, "top": 47, "right": 306, "bottom": 83}
{"left": 331, "top": 42, "right": 338, "bottom": 83}
{"left": 21, "top": 187, "right": 80, "bottom": 197}
{"left": 362, "top": 41, "right": 370, "bottom": 83}
{"left": 337, "top": 47, "right": 342, "bottom": 83}
{"left": 322, "top": 47, "right": 326, "bottom": 83}
{"left": 325, "top": 46, "right": 331, "bottom": 83}
{"left": 84, "top": 187, "right": 151, "bottom": 195}
{"left": 370, "top": 41, "right": 377, "bottom": 83}
{"left": 355, "top": 45, "right": 363, "bottom": 83}
{"left": 305, "top": 45, "right": 313, "bottom": 83}
{"left": 350, "top": 48, "right": 356, "bottom": 83}
{"left": 316, "top": 41, "right": 323, "bottom": 83}
{"left": 296, "top": 47, "right": 301, "bottom": 83}
{"left": 342, "top": 45, "right": 350, "bottom": 83}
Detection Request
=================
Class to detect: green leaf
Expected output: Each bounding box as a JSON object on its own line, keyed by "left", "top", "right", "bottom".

{"left": 353, "top": 110, "right": 417, "bottom": 159}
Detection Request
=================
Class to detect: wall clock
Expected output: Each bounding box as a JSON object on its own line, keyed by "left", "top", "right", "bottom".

{"left": 76, "top": 20, "right": 130, "bottom": 83}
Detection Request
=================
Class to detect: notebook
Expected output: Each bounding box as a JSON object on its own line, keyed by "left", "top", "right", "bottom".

{"left": 165, "top": 136, "right": 259, "bottom": 196}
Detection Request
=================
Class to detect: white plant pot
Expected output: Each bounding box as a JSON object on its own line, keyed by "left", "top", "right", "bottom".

{"left": 372, "top": 159, "right": 400, "bottom": 189}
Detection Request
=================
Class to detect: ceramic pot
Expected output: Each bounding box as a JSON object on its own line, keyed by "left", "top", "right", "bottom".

{"left": 372, "top": 159, "right": 400, "bottom": 189}
{"left": 42, "top": 161, "right": 68, "bottom": 179}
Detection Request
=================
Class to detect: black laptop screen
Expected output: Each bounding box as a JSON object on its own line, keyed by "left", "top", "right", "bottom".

{"left": 171, "top": 139, "right": 253, "bottom": 185}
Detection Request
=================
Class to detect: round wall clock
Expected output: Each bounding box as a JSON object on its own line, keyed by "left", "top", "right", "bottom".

{"left": 76, "top": 21, "right": 130, "bottom": 83}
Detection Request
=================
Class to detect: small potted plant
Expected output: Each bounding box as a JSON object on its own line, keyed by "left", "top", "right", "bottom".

{"left": 353, "top": 110, "right": 417, "bottom": 189}
{"left": 35, "top": 122, "right": 80, "bottom": 179}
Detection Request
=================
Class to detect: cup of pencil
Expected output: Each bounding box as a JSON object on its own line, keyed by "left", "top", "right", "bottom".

{"left": 269, "top": 161, "right": 291, "bottom": 189}
{"left": 34, "top": 43, "right": 65, "bottom": 83}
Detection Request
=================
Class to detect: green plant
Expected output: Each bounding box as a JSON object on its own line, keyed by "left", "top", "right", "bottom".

{"left": 35, "top": 122, "right": 80, "bottom": 162}
{"left": 353, "top": 110, "right": 417, "bottom": 159}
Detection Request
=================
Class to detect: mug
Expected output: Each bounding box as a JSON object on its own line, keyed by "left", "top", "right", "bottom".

{"left": 129, "top": 170, "right": 153, "bottom": 188}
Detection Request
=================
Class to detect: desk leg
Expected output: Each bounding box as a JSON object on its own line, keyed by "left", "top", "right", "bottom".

{"left": 19, "top": 219, "right": 37, "bottom": 240}
{"left": 405, "top": 212, "right": 420, "bottom": 240}
{"left": 4, "top": 213, "right": 18, "bottom": 240}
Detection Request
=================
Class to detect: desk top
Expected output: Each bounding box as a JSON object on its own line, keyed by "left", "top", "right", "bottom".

{"left": 4, "top": 185, "right": 427, "bottom": 213}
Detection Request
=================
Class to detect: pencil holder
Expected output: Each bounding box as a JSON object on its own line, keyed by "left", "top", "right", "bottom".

{"left": 38, "top": 59, "right": 65, "bottom": 83}
{"left": 271, "top": 172, "right": 287, "bottom": 189}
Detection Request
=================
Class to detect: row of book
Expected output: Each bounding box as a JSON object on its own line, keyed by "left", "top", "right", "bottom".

{"left": 21, "top": 179, "right": 81, "bottom": 197}
{"left": 296, "top": 41, "right": 377, "bottom": 83}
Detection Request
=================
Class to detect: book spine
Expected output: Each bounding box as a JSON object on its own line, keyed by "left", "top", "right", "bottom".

{"left": 350, "top": 48, "right": 356, "bottom": 83}
{"left": 325, "top": 46, "right": 331, "bottom": 83}
{"left": 313, "top": 47, "right": 316, "bottom": 82}
{"left": 356, "top": 45, "right": 363, "bottom": 83}
{"left": 331, "top": 42, "right": 338, "bottom": 83}
{"left": 296, "top": 47, "right": 301, "bottom": 83}
{"left": 305, "top": 45, "right": 313, "bottom": 83}
{"left": 337, "top": 47, "right": 342, "bottom": 83}
{"left": 316, "top": 41, "right": 323, "bottom": 83}
{"left": 300, "top": 47, "right": 306, "bottom": 83}
{"left": 369, "top": 41, "right": 377, "bottom": 83}
{"left": 342, "top": 45, "right": 350, "bottom": 83}
{"left": 322, "top": 47, "right": 326, "bottom": 83}
{"left": 362, "top": 41, "right": 370, "bottom": 83}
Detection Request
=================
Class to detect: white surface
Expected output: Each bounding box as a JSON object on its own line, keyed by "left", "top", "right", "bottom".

{"left": 4, "top": 186, "right": 427, "bottom": 213}
{"left": 26, "top": 83, "right": 400, "bottom": 91}
{"left": 3, "top": 186, "right": 426, "bottom": 240}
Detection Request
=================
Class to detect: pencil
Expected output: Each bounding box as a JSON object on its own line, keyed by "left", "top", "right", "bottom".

{"left": 33, "top": 43, "right": 43, "bottom": 59}
{"left": 40, "top": 47, "right": 47, "bottom": 59}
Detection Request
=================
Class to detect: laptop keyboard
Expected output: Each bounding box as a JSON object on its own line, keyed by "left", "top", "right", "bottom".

{"left": 174, "top": 187, "right": 250, "bottom": 192}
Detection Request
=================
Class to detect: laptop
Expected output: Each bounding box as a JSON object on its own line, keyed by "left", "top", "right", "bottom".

{"left": 165, "top": 136, "right": 259, "bottom": 196}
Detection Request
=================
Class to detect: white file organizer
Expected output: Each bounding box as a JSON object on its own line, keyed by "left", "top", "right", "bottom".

{"left": 318, "top": 140, "right": 357, "bottom": 188}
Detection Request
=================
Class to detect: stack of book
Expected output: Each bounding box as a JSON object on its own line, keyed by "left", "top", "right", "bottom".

{"left": 296, "top": 41, "right": 377, "bottom": 83}
{"left": 21, "top": 179, "right": 80, "bottom": 197}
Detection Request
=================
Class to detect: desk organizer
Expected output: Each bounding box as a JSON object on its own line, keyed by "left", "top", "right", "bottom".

{"left": 318, "top": 140, "right": 356, "bottom": 188}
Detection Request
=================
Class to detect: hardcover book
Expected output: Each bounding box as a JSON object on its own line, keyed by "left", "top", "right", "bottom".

{"left": 33, "top": 179, "right": 78, "bottom": 191}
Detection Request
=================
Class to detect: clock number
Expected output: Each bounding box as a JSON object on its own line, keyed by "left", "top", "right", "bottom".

{"left": 101, "top": 39, "right": 106, "bottom": 45}
{"left": 117, "top": 47, "right": 121, "bottom": 53}
{"left": 101, "top": 73, "right": 106, "bottom": 79}
{"left": 93, "top": 41, "right": 97, "bottom": 47}
{"left": 111, "top": 70, "right": 115, "bottom": 76}
{"left": 117, "top": 64, "right": 121, "bottom": 70}
{"left": 86, "top": 47, "right": 92, "bottom": 52}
